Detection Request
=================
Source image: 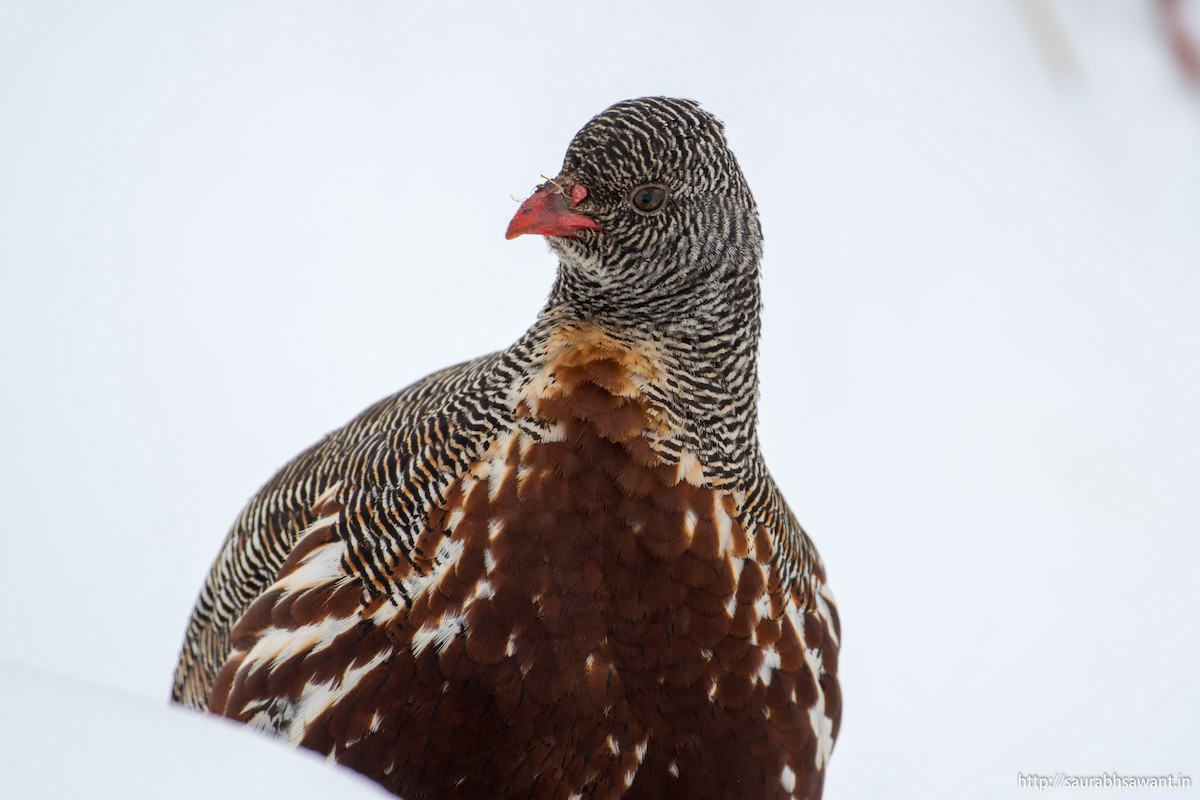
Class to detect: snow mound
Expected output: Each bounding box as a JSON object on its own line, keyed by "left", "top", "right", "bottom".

{"left": 0, "top": 662, "right": 388, "bottom": 799}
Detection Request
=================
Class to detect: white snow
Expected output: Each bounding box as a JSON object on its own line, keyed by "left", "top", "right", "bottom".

{"left": 0, "top": 662, "right": 387, "bottom": 798}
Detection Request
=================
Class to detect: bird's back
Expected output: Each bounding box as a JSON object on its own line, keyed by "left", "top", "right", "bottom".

{"left": 171, "top": 351, "right": 514, "bottom": 709}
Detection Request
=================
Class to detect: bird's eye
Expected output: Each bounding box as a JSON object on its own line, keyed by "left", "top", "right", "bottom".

{"left": 629, "top": 184, "right": 668, "bottom": 213}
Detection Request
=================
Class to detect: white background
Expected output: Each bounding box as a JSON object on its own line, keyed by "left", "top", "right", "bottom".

{"left": 1, "top": 2, "right": 1197, "bottom": 798}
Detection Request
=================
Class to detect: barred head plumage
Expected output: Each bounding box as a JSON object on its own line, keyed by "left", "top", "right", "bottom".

{"left": 521, "top": 97, "right": 764, "bottom": 321}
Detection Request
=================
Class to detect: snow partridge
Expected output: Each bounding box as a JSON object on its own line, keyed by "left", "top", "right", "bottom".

{"left": 173, "top": 96, "right": 842, "bottom": 800}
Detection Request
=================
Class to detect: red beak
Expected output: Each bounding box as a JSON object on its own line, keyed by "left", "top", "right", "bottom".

{"left": 506, "top": 181, "right": 601, "bottom": 240}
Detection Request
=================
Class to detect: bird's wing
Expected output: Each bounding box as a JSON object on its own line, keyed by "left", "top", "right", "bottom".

{"left": 742, "top": 460, "right": 843, "bottom": 786}
{"left": 171, "top": 352, "right": 516, "bottom": 709}
{"left": 779, "top": 500, "right": 842, "bottom": 776}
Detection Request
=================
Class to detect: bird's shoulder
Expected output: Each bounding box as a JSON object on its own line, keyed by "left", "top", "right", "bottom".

{"left": 171, "top": 348, "right": 521, "bottom": 708}
{"left": 231, "top": 347, "right": 521, "bottom": 582}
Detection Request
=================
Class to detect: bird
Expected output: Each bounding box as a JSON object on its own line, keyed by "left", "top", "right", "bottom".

{"left": 171, "top": 96, "right": 841, "bottom": 800}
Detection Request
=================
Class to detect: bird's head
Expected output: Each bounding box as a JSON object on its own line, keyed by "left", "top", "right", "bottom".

{"left": 507, "top": 97, "right": 763, "bottom": 320}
